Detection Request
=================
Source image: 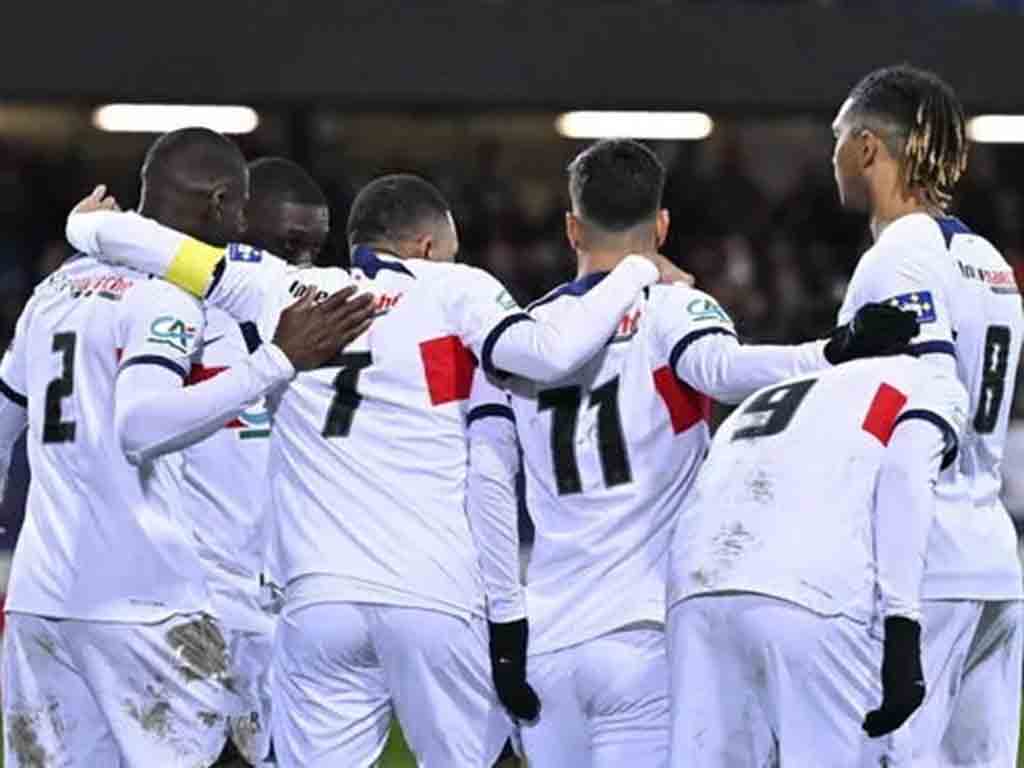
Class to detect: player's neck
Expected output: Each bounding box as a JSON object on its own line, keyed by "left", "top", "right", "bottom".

{"left": 575, "top": 249, "right": 629, "bottom": 278}
{"left": 868, "top": 188, "right": 942, "bottom": 241}
{"left": 139, "top": 198, "right": 206, "bottom": 244}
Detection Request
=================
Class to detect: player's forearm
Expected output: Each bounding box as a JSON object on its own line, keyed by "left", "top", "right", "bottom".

{"left": 875, "top": 420, "right": 946, "bottom": 621}
{"left": 67, "top": 211, "right": 223, "bottom": 297}
{"left": 115, "top": 345, "right": 294, "bottom": 465}
{"left": 467, "top": 415, "right": 526, "bottom": 623}
{"left": 676, "top": 334, "right": 829, "bottom": 404}
{"left": 486, "top": 255, "right": 658, "bottom": 382}
{"left": 0, "top": 395, "right": 27, "bottom": 503}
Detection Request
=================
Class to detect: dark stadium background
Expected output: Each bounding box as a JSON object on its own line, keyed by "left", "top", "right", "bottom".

{"left": 1, "top": 1, "right": 1023, "bottom": 764}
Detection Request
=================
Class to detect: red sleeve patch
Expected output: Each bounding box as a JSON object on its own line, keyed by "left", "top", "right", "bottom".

{"left": 420, "top": 335, "right": 476, "bottom": 405}
{"left": 653, "top": 365, "right": 711, "bottom": 434}
{"left": 862, "top": 382, "right": 908, "bottom": 445}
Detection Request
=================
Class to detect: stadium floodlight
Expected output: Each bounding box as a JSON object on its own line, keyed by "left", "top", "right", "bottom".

{"left": 966, "top": 115, "right": 1024, "bottom": 144}
{"left": 555, "top": 111, "right": 713, "bottom": 140}
{"left": 92, "top": 104, "right": 260, "bottom": 134}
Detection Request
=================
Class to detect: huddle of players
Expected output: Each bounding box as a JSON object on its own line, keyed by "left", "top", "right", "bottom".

{"left": 0, "top": 62, "right": 1021, "bottom": 768}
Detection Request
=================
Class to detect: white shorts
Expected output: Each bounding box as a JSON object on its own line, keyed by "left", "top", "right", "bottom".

{"left": 225, "top": 626, "right": 274, "bottom": 765}
{"left": 911, "top": 599, "right": 1023, "bottom": 768}
{"left": 271, "top": 601, "right": 510, "bottom": 768}
{"left": 667, "top": 594, "right": 910, "bottom": 768}
{"left": 519, "top": 624, "right": 669, "bottom": 768}
{"left": 2, "top": 611, "right": 232, "bottom": 768}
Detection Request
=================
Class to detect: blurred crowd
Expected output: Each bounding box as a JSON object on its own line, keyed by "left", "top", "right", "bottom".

{"left": 1, "top": 132, "right": 1023, "bottom": 519}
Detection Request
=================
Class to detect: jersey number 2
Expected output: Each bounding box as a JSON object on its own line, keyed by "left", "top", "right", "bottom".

{"left": 43, "top": 332, "right": 77, "bottom": 444}
{"left": 538, "top": 377, "right": 632, "bottom": 495}
{"left": 974, "top": 325, "right": 1011, "bottom": 435}
{"left": 322, "top": 352, "right": 373, "bottom": 438}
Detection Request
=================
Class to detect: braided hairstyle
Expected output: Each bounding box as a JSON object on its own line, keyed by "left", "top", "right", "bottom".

{"left": 846, "top": 65, "right": 968, "bottom": 211}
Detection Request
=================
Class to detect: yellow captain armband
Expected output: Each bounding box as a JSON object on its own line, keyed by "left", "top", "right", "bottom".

{"left": 165, "top": 238, "right": 224, "bottom": 297}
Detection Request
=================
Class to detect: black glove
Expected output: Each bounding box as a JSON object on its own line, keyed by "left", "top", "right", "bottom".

{"left": 862, "top": 617, "right": 925, "bottom": 738}
{"left": 488, "top": 619, "right": 541, "bottom": 721}
{"left": 823, "top": 303, "right": 920, "bottom": 365}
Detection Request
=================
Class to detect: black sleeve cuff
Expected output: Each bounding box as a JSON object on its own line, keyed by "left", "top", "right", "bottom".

{"left": 668, "top": 327, "right": 737, "bottom": 373}
{"left": 0, "top": 377, "right": 27, "bottom": 408}
{"left": 481, "top": 313, "right": 533, "bottom": 378}
{"left": 893, "top": 409, "right": 959, "bottom": 471}
{"left": 120, "top": 355, "right": 188, "bottom": 382}
{"left": 467, "top": 403, "right": 515, "bottom": 427}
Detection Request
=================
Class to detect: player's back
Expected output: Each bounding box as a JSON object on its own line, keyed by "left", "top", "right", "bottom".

{"left": 668, "top": 356, "right": 965, "bottom": 622}
{"left": 507, "top": 280, "right": 713, "bottom": 653}
{"left": 6, "top": 257, "right": 209, "bottom": 622}
{"left": 936, "top": 217, "right": 1023, "bottom": 508}
{"left": 840, "top": 213, "right": 1024, "bottom": 598}
{"left": 262, "top": 249, "right": 502, "bottom": 618}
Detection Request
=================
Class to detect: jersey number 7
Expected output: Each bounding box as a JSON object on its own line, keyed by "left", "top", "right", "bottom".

{"left": 322, "top": 352, "right": 373, "bottom": 438}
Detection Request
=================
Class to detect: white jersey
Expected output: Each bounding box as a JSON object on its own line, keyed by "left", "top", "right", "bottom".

{"left": 0, "top": 257, "right": 211, "bottom": 622}
{"left": 182, "top": 308, "right": 273, "bottom": 633}
{"left": 839, "top": 213, "right": 1024, "bottom": 599}
{"left": 504, "top": 279, "right": 732, "bottom": 654}
{"left": 260, "top": 251, "right": 501, "bottom": 618}
{"left": 668, "top": 357, "right": 967, "bottom": 622}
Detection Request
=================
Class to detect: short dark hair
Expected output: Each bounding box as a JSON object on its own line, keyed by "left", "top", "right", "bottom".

{"left": 141, "top": 127, "right": 246, "bottom": 186}
{"left": 248, "top": 157, "right": 326, "bottom": 208}
{"left": 346, "top": 174, "right": 450, "bottom": 247}
{"left": 845, "top": 64, "right": 967, "bottom": 211}
{"left": 568, "top": 139, "right": 666, "bottom": 232}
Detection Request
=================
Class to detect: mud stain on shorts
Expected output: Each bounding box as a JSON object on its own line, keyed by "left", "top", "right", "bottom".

{"left": 166, "top": 615, "right": 234, "bottom": 690}
{"left": 8, "top": 711, "right": 49, "bottom": 768}
{"left": 32, "top": 633, "right": 58, "bottom": 661}
{"left": 197, "top": 711, "right": 222, "bottom": 728}
{"left": 123, "top": 684, "right": 173, "bottom": 740}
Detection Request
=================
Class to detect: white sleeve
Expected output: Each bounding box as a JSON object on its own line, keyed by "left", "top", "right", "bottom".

{"left": 474, "top": 256, "right": 659, "bottom": 383}
{"left": 874, "top": 419, "right": 946, "bottom": 621}
{"left": 653, "top": 285, "right": 828, "bottom": 404}
{"left": 115, "top": 344, "right": 293, "bottom": 465}
{"left": 839, "top": 236, "right": 955, "bottom": 356}
{"left": 465, "top": 371, "right": 525, "bottom": 623}
{"left": 874, "top": 367, "right": 968, "bottom": 620}
{"left": 115, "top": 281, "right": 294, "bottom": 464}
{"left": 67, "top": 210, "right": 286, "bottom": 324}
{"left": 675, "top": 333, "right": 829, "bottom": 405}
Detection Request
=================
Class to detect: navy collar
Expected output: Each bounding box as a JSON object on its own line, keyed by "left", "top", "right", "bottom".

{"left": 934, "top": 216, "right": 972, "bottom": 249}
{"left": 529, "top": 271, "right": 610, "bottom": 310}
{"left": 351, "top": 246, "right": 415, "bottom": 279}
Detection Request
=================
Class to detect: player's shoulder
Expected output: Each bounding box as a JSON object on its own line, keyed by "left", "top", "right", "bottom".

{"left": 645, "top": 282, "right": 734, "bottom": 331}
{"left": 121, "top": 274, "right": 201, "bottom": 313}
{"left": 868, "top": 213, "right": 975, "bottom": 271}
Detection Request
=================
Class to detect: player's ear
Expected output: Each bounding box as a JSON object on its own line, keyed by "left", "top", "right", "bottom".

{"left": 209, "top": 183, "right": 228, "bottom": 224}
{"left": 417, "top": 233, "right": 434, "bottom": 261}
{"left": 565, "top": 212, "right": 583, "bottom": 252}
{"left": 859, "top": 129, "right": 879, "bottom": 172}
{"left": 655, "top": 209, "right": 670, "bottom": 249}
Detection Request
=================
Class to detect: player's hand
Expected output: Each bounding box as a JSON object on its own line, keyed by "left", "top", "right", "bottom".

{"left": 823, "top": 303, "right": 919, "bottom": 365}
{"left": 489, "top": 619, "right": 541, "bottom": 722}
{"left": 638, "top": 252, "right": 695, "bottom": 287}
{"left": 273, "top": 286, "right": 376, "bottom": 371}
{"left": 862, "top": 617, "right": 925, "bottom": 738}
{"left": 71, "top": 185, "right": 121, "bottom": 215}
